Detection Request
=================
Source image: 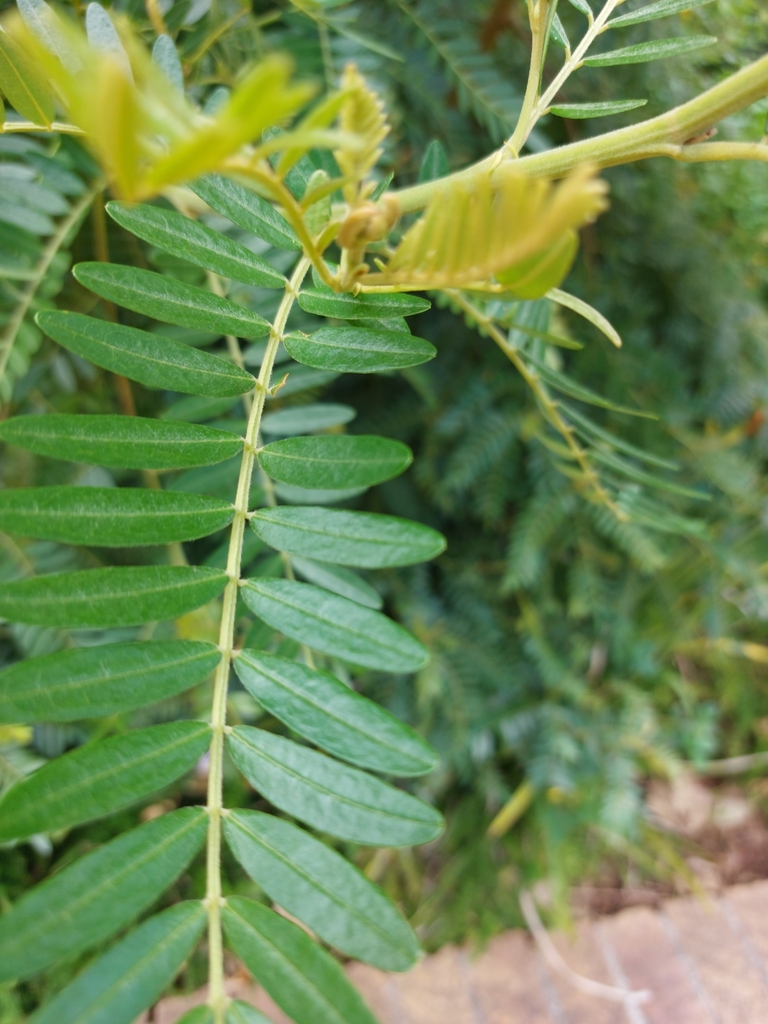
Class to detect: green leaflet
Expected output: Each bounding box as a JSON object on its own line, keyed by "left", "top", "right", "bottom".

{"left": 274, "top": 482, "right": 368, "bottom": 505}
{"left": 0, "top": 640, "right": 220, "bottom": 723}
{"left": 549, "top": 100, "right": 648, "bottom": 119}
{"left": 222, "top": 897, "right": 380, "bottom": 1024}
{"left": 284, "top": 325, "right": 436, "bottom": 374}
{"left": 548, "top": 288, "right": 623, "bottom": 348}
{"left": 152, "top": 34, "right": 183, "bottom": 90}
{"left": 106, "top": 203, "right": 286, "bottom": 289}
{"left": 259, "top": 435, "right": 413, "bottom": 489}
{"left": 226, "top": 1002, "right": 271, "bottom": 1024}
{"left": 0, "top": 487, "right": 234, "bottom": 546}
{"left": 609, "top": 0, "right": 716, "bottom": 28}
{"left": 72, "top": 263, "right": 271, "bottom": 340}
{"left": 561, "top": 403, "right": 679, "bottom": 470}
{"left": 250, "top": 506, "right": 446, "bottom": 568}
{"left": 565, "top": 0, "right": 592, "bottom": 15}
{"left": 224, "top": 810, "right": 420, "bottom": 971}
{"left": 233, "top": 650, "right": 438, "bottom": 775}
{"left": 550, "top": 12, "right": 569, "bottom": 49}
{"left": 241, "top": 578, "right": 429, "bottom": 672}
{"left": 163, "top": 395, "right": 242, "bottom": 422}
{"left": 0, "top": 31, "right": 54, "bottom": 127}
{"left": 29, "top": 902, "right": 207, "bottom": 1024}
{"left": 0, "top": 414, "right": 244, "bottom": 469}
{"left": 0, "top": 807, "right": 207, "bottom": 982}
{"left": 37, "top": 312, "right": 256, "bottom": 396}
{"left": 0, "top": 721, "right": 211, "bottom": 841}
{"left": 583, "top": 36, "right": 717, "bottom": 67}
{"left": 298, "top": 289, "right": 431, "bottom": 319}
{"left": 228, "top": 727, "right": 443, "bottom": 845}
{"left": 590, "top": 448, "right": 708, "bottom": 499}
{"left": 523, "top": 353, "right": 654, "bottom": 417}
{"left": 192, "top": 174, "right": 301, "bottom": 250}
{"left": 291, "top": 555, "right": 382, "bottom": 609}
{"left": 261, "top": 403, "right": 357, "bottom": 436}
{"left": 0, "top": 565, "right": 228, "bottom": 627}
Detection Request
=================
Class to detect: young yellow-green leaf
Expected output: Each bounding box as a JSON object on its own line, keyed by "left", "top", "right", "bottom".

{"left": 285, "top": 325, "right": 436, "bottom": 374}
{"left": 0, "top": 414, "right": 244, "bottom": 469}
{"left": 106, "top": 203, "right": 286, "bottom": 289}
{"left": 0, "top": 31, "right": 54, "bottom": 127}
{"left": 548, "top": 287, "right": 623, "bottom": 348}
{"left": 226, "top": 1002, "right": 271, "bottom": 1024}
{"left": 0, "top": 565, "right": 228, "bottom": 628}
{"left": 291, "top": 555, "right": 382, "bottom": 608}
{"left": 241, "top": 578, "right": 429, "bottom": 672}
{"left": 548, "top": 99, "right": 648, "bottom": 119}
{"left": 192, "top": 174, "right": 301, "bottom": 251}
{"left": 251, "top": 506, "right": 446, "bottom": 568}
{"left": 297, "top": 290, "right": 431, "bottom": 319}
{"left": 0, "top": 808, "right": 207, "bottom": 983}
{"left": 73, "top": 264, "right": 271, "bottom": 340}
{"left": 234, "top": 650, "right": 438, "bottom": 774}
{"left": 0, "top": 640, "right": 220, "bottom": 723}
{"left": 0, "top": 487, "right": 234, "bottom": 546}
{"left": 224, "top": 810, "right": 420, "bottom": 970}
{"left": 261, "top": 403, "right": 356, "bottom": 436}
{"left": 37, "top": 312, "right": 256, "bottom": 396}
{"left": 223, "top": 897, "right": 379, "bottom": 1024}
{"left": 609, "top": 0, "right": 716, "bottom": 29}
{"left": 0, "top": 721, "right": 211, "bottom": 842}
{"left": 228, "top": 728, "right": 443, "bottom": 845}
{"left": 497, "top": 231, "right": 578, "bottom": 300}
{"left": 29, "top": 901, "right": 206, "bottom": 1024}
{"left": 583, "top": 36, "right": 716, "bottom": 66}
{"left": 259, "top": 435, "right": 412, "bottom": 489}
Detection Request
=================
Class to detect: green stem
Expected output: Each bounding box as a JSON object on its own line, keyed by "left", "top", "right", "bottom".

{"left": 205, "top": 255, "right": 310, "bottom": 1023}
{"left": 499, "top": 0, "right": 550, "bottom": 159}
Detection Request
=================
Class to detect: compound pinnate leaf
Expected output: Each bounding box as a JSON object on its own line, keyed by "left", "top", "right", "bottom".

{"left": 29, "top": 902, "right": 206, "bottom": 1024}
{"left": 233, "top": 650, "right": 438, "bottom": 775}
{"left": 192, "top": 174, "right": 301, "bottom": 251}
{"left": 37, "top": 312, "right": 256, "bottom": 396}
{"left": 583, "top": 36, "right": 717, "bottom": 67}
{"left": 0, "top": 640, "right": 220, "bottom": 723}
{"left": 228, "top": 727, "right": 443, "bottom": 845}
{"left": 251, "top": 506, "right": 446, "bottom": 568}
{"left": 284, "top": 325, "right": 436, "bottom": 374}
{"left": 291, "top": 555, "right": 382, "bottom": 609}
{"left": 0, "top": 31, "right": 54, "bottom": 127}
{"left": 297, "top": 289, "right": 431, "bottom": 319}
{"left": 224, "top": 810, "right": 420, "bottom": 970}
{"left": 0, "top": 487, "right": 234, "bottom": 546}
{"left": 259, "top": 435, "right": 412, "bottom": 489}
{"left": 261, "top": 403, "right": 357, "bottom": 436}
{"left": 241, "top": 578, "right": 429, "bottom": 672}
{"left": 0, "top": 414, "right": 243, "bottom": 469}
{"left": 226, "top": 1002, "right": 271, "bottom": 1024}
{"left": 548, "top": 100, "right": 648, "bottom": 119}
{"left": 0, "top": 807, "right": 207, "bottom": 982}
{"left": 106, "top": 203, "right": 286, "bottom": 289}
{"left": 222, "top": 897, "right": 380, "bottom": 1024}
{"left": 73, "top": 263, "right": 271, "bottom": 340}
{"left": 0, "top": 565, "right": 228, "bottom": 628}
{"left": 0, "top": 721, "right": 211, "bottom": 841}
{"left": 609, "top": 0, "right": 715, "bottom": 28}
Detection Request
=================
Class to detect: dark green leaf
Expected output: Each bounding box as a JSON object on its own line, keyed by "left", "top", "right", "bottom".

{"left": 225, "top": 810, "right": 420, "bottom": 970}
{"left": 37, "top": 312, "right": 256, "bottom": 396}
{"left": 192, "top": 174, "right": 300, "bottom": 250}
{"left": 549, "top": 99, "right": 648, "bottom": 118}
{"left": 523, "top": 353, "right": 655, "bottom": 417}
{"left": 233, "top": 650, "right": 438, "bottom": 774}
{"left": 163, "top": 395, "right": 243, "bottom": 422}
{"left": 0, "top": 808, "right": 207, "bottom": 982}
{"left": 228, "top": 728, "right": 443, "bottom": 845}
{"left": 72, "top": 263, "right": 271, "bottom": 340}
{"left": 0, "top": 565, "right": 228, "bottom": 628}
{"left": 566, "top": 0, "right": 592, "bottom": 15}
{"left": 0, "top": 487, "right": 234, "bottom": 546}
{"left": 259, "top": 435, "right": 412, "bottom": 489}
{"left": 223, "top": 897, "right": 378, "bottom": 1024}
{"left": 284, "top": 325, "right": 436, "bottom": 374}
{"left": 583, "top": 35, "right": 716, "bottom": 66}
{"left": 0, "top": 721, "right": 211, "bottom": 841}
{"left": 298, "top": 289, "right": 431, "bottom": 319}
{"left": 609, "top": 0, "right": 716, "bottom": 28}
{"left": 550, "top": 12, "right": 570, "bottom": 48}
{"left": 179, "top": 1009, "right": 215, "bottom": 1024}
{"left": 241, "top": 579, "right": 429, "bottom": 672}
{"left": 251, "top": 506, "right": 445, "bottom": 568}
{"left": 30, "top": 902, "right": 206, "bottom": 1024}
{"left": 106, "top": 203, "right": 286, "bottom": 289}
{"left": 291, "top": 555, "right": 382, "bottom": 609}
{"left": 226, "top": 1002, "right": 271, "bottom": 1024}
{"left": 0, "top": 640, "right": 220, "bottom": 723}
{"left": 561, "top": 403, "right": 679, "bottom": 469}
{"left": 261, "top": 403, "right": 356, "bottom": 436}
{"left": 0, "top": 414, "right": 243, "bottom": 469}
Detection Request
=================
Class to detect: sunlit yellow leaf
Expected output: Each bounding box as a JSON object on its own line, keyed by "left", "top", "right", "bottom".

{"left": 0, "top": 27, "right": 54, "bottom": 127}
{"left": 497, "top": 229, "right": 578, "bottom": 298}
{"left": 334, "top": 63, "right": 389, "bottom": 204}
